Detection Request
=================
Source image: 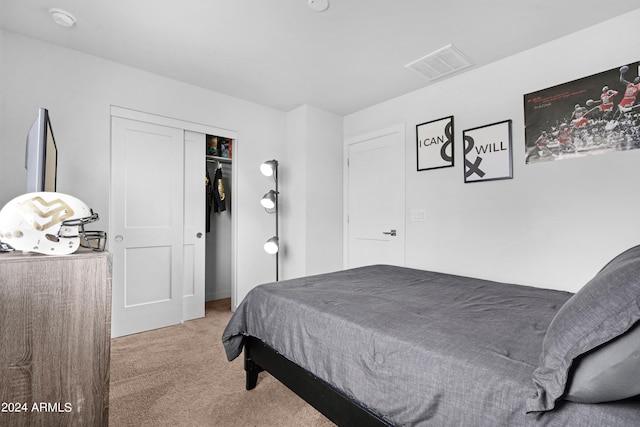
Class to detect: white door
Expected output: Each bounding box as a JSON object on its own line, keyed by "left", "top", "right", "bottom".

{"left": 183, "top": 131, "right": 205, "bottom": 321}
{"left": 111, "top": 117, "right": 185, "bottom": 337}
{"left": 346, "top": 125, "right": 405, "bottom": 268}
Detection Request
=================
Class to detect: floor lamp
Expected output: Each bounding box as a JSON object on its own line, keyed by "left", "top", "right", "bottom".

{"left": 260, "top": 159, "right": 279, "bottom": 281}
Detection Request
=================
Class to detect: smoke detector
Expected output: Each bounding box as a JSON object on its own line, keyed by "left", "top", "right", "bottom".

{"left": 49, "top": 8, "right": 76, "bottom": 28}
{"left": 308, "top": 0, "right": 330, "bottom": 12}
{"left": 405, "top": 44, "right": 473, "bottom": 81}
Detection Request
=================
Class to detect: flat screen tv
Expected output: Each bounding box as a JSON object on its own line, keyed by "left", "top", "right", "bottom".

{"left": 25, "top": 108, "right": 57, "bottom": 193}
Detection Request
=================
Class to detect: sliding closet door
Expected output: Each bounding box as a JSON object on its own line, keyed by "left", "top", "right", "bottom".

{"left": 110, "top": 117, "right": 185, "bottom": 337}
{"left": 183, "top": 131, "right": 206, "bottom": 320}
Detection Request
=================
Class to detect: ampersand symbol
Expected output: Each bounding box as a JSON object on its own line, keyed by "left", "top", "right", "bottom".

{"left": 464, "top": 135, "right": 485, "bottom": 179}
{"left": 440, "top": 121, "right": 453, "bottom": 163}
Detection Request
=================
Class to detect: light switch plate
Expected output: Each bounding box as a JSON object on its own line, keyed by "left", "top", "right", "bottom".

{"left": 410, "top": 208, "right": 426, "bottom": 222}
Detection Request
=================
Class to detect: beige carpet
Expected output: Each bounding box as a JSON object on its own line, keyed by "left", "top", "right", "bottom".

{"left": 109, "top": 299, "right": 335, "bottom": 427}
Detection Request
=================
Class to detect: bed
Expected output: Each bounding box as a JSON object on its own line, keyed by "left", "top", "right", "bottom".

{"left": 222, "top": 245, "right": 640, "bottom": 426}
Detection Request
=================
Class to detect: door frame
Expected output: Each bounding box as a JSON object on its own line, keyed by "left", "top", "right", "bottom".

{"left": 110, "top": 105, "right": 239, "bottom": 311}
{"left": 343, "top": 123, "right": 406, "bottom": 268}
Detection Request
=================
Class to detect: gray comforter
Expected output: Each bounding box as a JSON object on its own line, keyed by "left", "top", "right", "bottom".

{"left": 222, "top": 265, "right": 640, "bottom": 426}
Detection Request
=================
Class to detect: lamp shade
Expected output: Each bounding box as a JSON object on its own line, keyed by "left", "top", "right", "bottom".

{"left": 260, "top": 190, "right": 277, "bottom": 209}
{"left": 260, "top": 159, "right": 278, "bottom": 177}
{"left": 264, "top": 236, "right": 279, "bottom": 254}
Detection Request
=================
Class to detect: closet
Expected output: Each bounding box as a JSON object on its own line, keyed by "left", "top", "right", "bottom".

{"left": 110, "top": 106, "right": 237, "bottom": 337}
{"left": 205, "top": 135, "right": 233, "bottom": 301}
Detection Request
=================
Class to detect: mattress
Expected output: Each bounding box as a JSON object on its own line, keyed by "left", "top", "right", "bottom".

{"left": 222, "top": 265, "right": 640, "bottom": 426}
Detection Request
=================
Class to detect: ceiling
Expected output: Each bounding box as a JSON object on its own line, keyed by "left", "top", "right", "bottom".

{"left": 2, "top": 1, "right": 640, "bottom": 115}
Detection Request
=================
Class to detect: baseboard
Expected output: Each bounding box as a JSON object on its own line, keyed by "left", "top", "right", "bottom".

{"left": 206, "top": 290, "right": 231, "bottom": 301}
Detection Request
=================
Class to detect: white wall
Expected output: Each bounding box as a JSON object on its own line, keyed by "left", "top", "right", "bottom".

{"left": 0, "top": 31, "right": 5, "bottom": 139}
{"left": 344, "top": 9, "right": 640, "bottom": 293}
{"left": 304, "top": 105, "right": 343, "bottom": 275}
{"left": 0, "top": 31, "right": 288, "bottom": 305}
{"left": 283, "top": 106, "right": 308, "bottom": 279}
{"left": 284, "top": 105, "right": 343, "bottom": 279}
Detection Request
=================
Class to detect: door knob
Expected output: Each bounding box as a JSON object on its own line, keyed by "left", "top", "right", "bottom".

{"left": 382, "top": 229, "right": 397, "bottom": 236}
{"left": 196, "top": 232, "right": 203, "bottom": 239}
{"left": 115, "top": 235, "right": 124, "bottom": 242}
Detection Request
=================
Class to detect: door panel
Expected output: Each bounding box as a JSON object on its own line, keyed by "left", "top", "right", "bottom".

{"left": 183, "top": 131, "right": 205, "bottom": 321}
{"left": 347, "top": 126, "right": 405, "bottom": 268}
{"left": 111, "top": 117, "right": 184, "bottom": 337}
{"left": 125, "top": 246, "right": 172, "bottom": 305}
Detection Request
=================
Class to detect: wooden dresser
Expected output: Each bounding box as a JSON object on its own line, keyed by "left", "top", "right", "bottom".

{"left": 0, "top": 250, "right": 111, "bottom": 426}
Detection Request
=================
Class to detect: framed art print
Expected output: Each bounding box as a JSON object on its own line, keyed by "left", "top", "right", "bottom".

{"left": 524, "top": 62, "right": 640, "bottom": 164}
{"left": 463, "top": 119, "right": 512, "bottom": 183}
{"left": 416, "top": 116, "right": 454, "bottom": 171}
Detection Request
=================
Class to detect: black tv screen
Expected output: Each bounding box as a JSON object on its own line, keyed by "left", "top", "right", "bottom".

{"left": 25, "top": 108, "right": 57, "bottom": 193}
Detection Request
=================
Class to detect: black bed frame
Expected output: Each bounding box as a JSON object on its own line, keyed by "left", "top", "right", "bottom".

{"left": 244, "top": 336, "right": 393, "bottom": 426}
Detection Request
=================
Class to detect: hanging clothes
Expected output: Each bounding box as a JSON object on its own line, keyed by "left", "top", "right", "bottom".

{"left": 205, "top": 169, "right": 214, "bottom": 232}
{"left": 213, "top": 164, "right": 227, "bottom": 213}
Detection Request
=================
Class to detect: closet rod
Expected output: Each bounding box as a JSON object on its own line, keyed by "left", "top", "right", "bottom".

{"left": 206, "top": 155, "right": 232, "bottom": 164}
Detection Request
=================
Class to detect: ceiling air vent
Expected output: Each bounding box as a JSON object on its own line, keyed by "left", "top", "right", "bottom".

{"left": 405, "top": 44, "right": 473, "bottom": 81}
